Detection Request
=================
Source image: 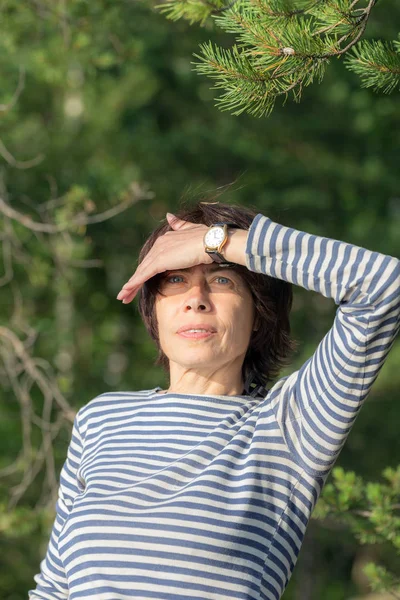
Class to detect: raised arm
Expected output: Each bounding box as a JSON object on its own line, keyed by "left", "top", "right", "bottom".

{"left": 28, "top": 410, "right": 85, "bottom": 599}
{"left": 238, "top": 213, "right": 400, "bottom": 478}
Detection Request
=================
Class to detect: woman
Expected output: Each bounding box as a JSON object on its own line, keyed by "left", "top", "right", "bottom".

{"left": 29, "top": 201, "right": 400, "bottom": 600}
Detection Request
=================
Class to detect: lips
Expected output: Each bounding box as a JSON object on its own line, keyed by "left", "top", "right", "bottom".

{"left": 177, "top": 324, "right": 217, "bottom": 334}
{"left": 178, "top": 330, "right": 216, "bottom": 339}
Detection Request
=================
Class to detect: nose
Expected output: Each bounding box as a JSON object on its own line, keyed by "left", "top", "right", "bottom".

{"left": 183, "top": 281, "right": 212, "bottom": 312}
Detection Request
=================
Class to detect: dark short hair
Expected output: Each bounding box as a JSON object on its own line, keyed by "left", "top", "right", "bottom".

{"left": 137, "top": 199, "right": 299, "bottom": 396}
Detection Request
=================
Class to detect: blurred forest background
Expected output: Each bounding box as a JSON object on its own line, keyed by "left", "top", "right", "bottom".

{"left": 0, "top": 1, "right": 399, "bottom": 599}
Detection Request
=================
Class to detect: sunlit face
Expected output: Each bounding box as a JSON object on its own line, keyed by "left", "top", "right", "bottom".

{"left": 154, "top": 264, "right": 256, "bottom": 372}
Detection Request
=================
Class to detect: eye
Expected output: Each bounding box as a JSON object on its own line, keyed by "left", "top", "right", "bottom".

{"left": 166, "top": 275, "right": 184, "bottom": 283}
{"left": 163, "top": 275, "right": 232, "bottom": 285}
{"left": 214, "top": 276, "right": 232, "bottom": 285}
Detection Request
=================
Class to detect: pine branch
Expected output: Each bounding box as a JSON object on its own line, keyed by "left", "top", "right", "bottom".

{"left": 345, "top": 38, "right": 400, "bottom": 93}
{"left": 312, "top": 465, "right": 400, "bottom": 597}
{"left": 155, "top": 0, "right": 399, "bottom": 117}
{"left": 191, "top": 1, "right": 372, "bottom": 116}
{"left": 193, "top": 41, "right": 279, "bottom": 116}
{"left": 155, "top": 0, "right": 240, "bottom": 25}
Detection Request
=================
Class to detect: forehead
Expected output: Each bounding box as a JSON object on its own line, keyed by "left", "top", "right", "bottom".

{"left": 165, "top": 264, "right": 241, "bottom": 276}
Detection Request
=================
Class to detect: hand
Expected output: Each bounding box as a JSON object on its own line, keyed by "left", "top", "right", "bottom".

{"left": 116, "top": 213, "right": 213, "bottom": 304}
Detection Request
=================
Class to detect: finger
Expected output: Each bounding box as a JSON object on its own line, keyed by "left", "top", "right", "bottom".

{"left": 166, "top": 213, "right": 193, "bottom": 230}
{"left": 118, "top": 256, "right": 161, "bottom": 298}
{"left": 126, "top": 237, "right": 167, "bottom": 284}
{"left": 118, "top": 280, "right": 142, "bottom": 301}
{"left": 121, "top": 289, "right": 137, "bottom": 304}
{"left": 117, "top": 277, "right": 138, "bottom": 296}
{"left": 117, "top": 287, "right": 134, "bottom": 300}
{"left": 121, "top": 265, "right": 155, "bottom": 291}
{"left": 121, "top": 277, "right": 149, "bottom": 302}
{"left": 122, "top": 253, "right": 154, "bottom": 289}
{"left": 118, "top": 275, "right": 146, "bottom": 296}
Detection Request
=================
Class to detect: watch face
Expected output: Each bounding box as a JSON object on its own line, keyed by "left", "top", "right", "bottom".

{"left": 205, "top": 226, "right": 225, "bottom": 248}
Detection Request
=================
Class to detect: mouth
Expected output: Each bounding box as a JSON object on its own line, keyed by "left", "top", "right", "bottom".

{"left": 177, "top": 330, "right": 216, "bottom": 339}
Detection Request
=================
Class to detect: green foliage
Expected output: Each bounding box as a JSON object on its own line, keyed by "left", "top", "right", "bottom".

{"left": 314, "top": 465, "right": 400, "bottom": 596}
{"left": 0, "top": 503, "right": 48, "bottom": 538}
{"left": 194, "top": 7, "right": 332, "bottom": 116}
{"left": 0, "top": 1, "right": 399, "bottom": 598}
{"left": 308, "top": 0, "right": 363, "bottom": 36}
{"left": 153, "top": 0, "right": 400, "bottom": 116}
{"left": 345, "top": 37, "right": 400, "bottom": 93}
{"left": 363, "top": 563, "right": 400, "bottom": 595}
{"left": 156, "top": 0, "right": 228, "bottom": 25}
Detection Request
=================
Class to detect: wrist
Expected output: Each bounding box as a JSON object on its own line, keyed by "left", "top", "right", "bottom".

{"left": 220, "top": 228, "right": 248, "bottom": 267}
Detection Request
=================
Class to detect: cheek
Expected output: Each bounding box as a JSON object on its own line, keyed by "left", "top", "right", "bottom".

{"left": 223, "top": 297, "right": 254, "bottom": 336}
{"left": 154, "top": 298, "right": 173, "bottom": 339}
{"left": 153, "top": 299, "right": 164, "bottom": 338}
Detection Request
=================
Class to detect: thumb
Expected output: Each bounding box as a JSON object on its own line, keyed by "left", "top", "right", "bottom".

{"left": 166, "top": 212, "right": 191, "bottom": 230}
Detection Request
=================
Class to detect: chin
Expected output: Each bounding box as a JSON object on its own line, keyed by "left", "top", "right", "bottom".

{"left": 169, "top": 350, "right": 217, "bottom": 365}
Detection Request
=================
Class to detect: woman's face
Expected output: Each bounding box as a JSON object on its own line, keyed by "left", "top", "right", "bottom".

{"left": 154, "top": 263, "right": 256, "bottom": 373}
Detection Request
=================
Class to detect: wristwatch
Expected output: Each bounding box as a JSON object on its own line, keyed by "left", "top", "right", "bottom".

{"left": 203, "top": 222, "right": 240, "bottom": 266}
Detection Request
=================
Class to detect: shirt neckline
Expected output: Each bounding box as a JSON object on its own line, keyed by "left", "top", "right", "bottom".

{"left": 151, "top": 386, "right": 252, "bottom": 399}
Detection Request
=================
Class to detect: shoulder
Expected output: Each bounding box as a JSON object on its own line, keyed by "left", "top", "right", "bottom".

{"left": 75, "top": 388, "right": 158, "bottom": 428}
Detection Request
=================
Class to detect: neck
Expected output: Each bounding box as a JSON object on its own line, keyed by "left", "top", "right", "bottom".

{"left": 162, "top": 362, "right": 245, "bottom": 396}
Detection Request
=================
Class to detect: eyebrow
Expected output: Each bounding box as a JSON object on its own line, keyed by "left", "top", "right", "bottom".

{"left": 162, "top": 264, "right": 241, "bottom": 279}
{"left": 165, "top": 265, "right": 238, "bottom": 275}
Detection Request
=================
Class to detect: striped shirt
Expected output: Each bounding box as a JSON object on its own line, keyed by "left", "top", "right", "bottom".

{"left": 29, "top": 213, "right": 400, "bottom": 600}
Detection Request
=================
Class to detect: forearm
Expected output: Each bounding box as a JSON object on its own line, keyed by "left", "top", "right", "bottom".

{"left": 244, "top": 213, "right": 400, "bottom": 308}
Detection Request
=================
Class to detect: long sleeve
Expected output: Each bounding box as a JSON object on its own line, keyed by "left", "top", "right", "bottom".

{"left": 28, "top": 409, "right": 85, "bottom": 599}
{"left": 246, "top": 213, "right": 400, "bottom": 478}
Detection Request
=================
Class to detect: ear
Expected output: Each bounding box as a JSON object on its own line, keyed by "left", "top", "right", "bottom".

{"left": 166, "top": 212, "right": 192, "bottom": 230}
